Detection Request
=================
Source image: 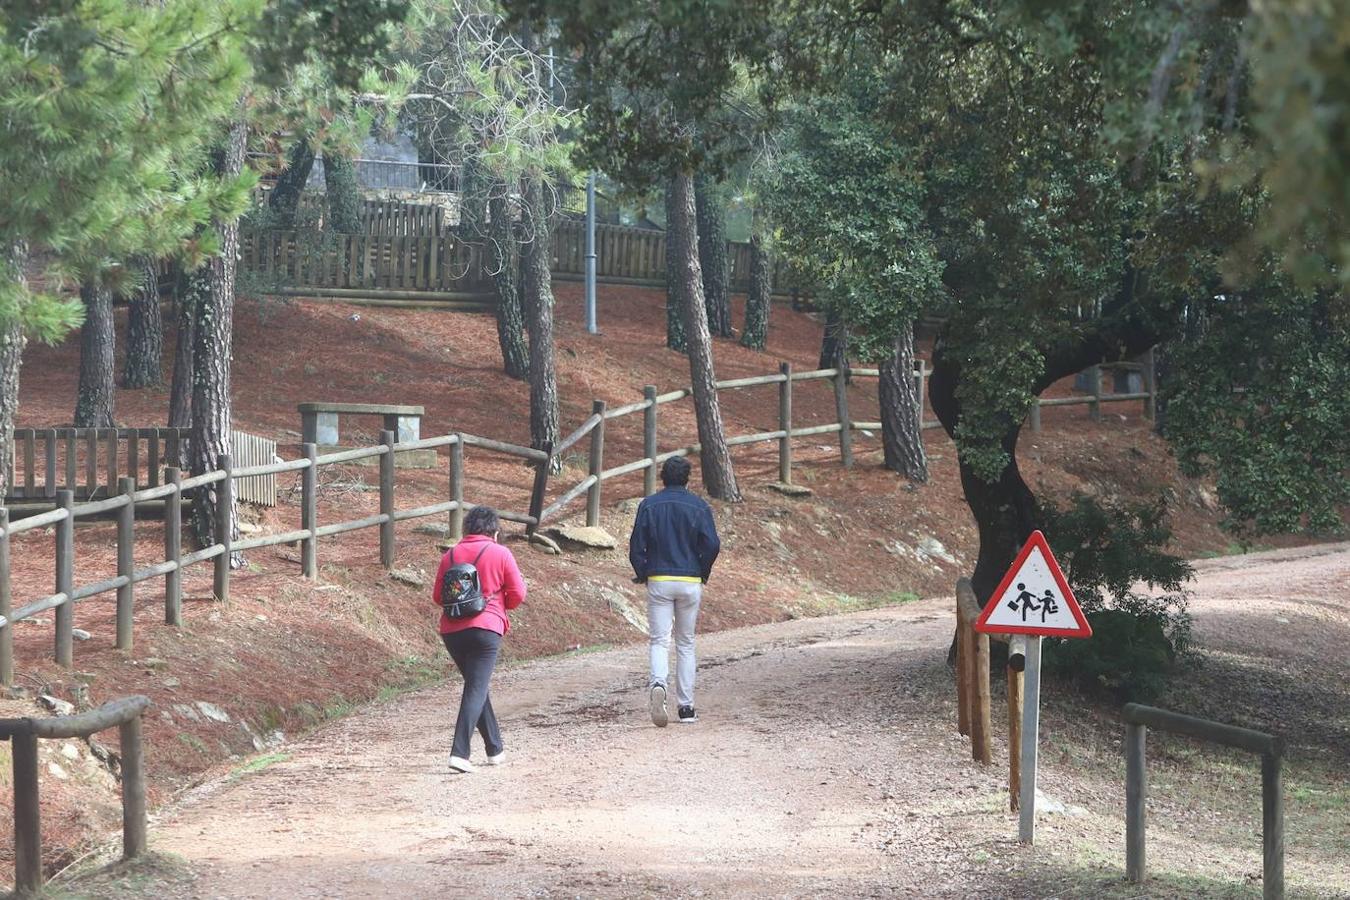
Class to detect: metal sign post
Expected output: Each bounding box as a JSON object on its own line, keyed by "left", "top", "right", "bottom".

{"left": 1019, "top": 635, "right": 1042, "bottom": 842}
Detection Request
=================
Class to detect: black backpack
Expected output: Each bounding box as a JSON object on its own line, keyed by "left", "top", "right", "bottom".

{"left": 441, "top": 543, "right": 490, "bottom": 619}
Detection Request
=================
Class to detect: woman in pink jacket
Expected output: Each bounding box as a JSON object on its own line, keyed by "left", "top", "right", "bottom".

{"left": 432, "top": 505, "right": 527, "bottom": 773}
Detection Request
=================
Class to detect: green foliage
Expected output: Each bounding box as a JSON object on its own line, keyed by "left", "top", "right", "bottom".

{"left": 1041, "top": 494, "right": 1194, "bottom": 702}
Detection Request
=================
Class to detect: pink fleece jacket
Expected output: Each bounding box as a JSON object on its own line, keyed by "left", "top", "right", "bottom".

{"left": 431, "top": 534, "right": 527, "bottom": 636}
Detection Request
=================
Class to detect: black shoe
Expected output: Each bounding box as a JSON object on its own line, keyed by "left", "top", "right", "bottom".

{"left": 677, "top": 705, "right": 697, "bottom": 724}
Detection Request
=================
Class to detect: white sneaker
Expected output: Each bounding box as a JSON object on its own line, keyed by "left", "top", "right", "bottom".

{"left": 485, "top": 751, "right": 506, "bottom": 766}
{"left": 649, "top": 683, "right": 668, "bottom": 728}
{"left": 448, "top": 755, "right": 474, "bottom": 773}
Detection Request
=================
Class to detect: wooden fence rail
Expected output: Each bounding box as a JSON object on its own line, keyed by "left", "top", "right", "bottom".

{"left": 0, "top": 356, "right": 1155, "bottom": 685}
{"left": 0, "top": 695, "right": 152, "bottom": 897}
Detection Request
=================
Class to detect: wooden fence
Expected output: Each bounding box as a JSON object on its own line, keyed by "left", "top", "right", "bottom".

{"left": 0, "top": 358, "right": 1155, "bottom": 685}
{"left": 7, "top": 429, "right": 276, "bottom": 507}
{"left": 241, "top": 218, "right": 800, "bottom": 299}
{"left": 288, "top": 195, "right": 455, "bottom": 236}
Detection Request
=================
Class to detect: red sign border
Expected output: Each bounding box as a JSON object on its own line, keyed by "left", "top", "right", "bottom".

{"left": 973, "top": 530, "right": 1092, "bottom": 638}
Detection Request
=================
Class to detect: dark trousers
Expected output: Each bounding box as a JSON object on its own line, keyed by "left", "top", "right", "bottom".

{"left": 441, "top": 628, "right": 503, "bottom": 759}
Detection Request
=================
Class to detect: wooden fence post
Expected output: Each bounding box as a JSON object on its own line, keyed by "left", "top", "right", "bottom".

{"left": 643, "top": 387, "right": 658, "bottom": 496}
{"left": 301, "top": 444, "right": 317, "bottom": 578}
{"left": 55, "top": 489, "right": 74, "bottom": 667}
{"left": 834, "top": 365, "right": 853, "bottom": 467}
{"left": 116, "top": 476, "right": 135, "bottom": 651}
{"left": 955, "top": 601, "right": 970, "bottom": 737}
{"left": 1125, "top": 721, "right": 1147, "bottom": 883}
{"left": 1089, "top": 365, "right": 1102, "bottom": 421}
{"left": 1263, "top": 751, "right": 1284, "bottom": 900}
{"left": 120, "top": 715, "right": 146, "bottom": 859}
{"left": 12, "top": 730, "right": 41, "bottom": 897}
{"left": 1029, "top": 400, "right": 1042, "bottom": 433}
{"left": 915, "top": 360, "right": 927, "bottom": 431}
{"left": 0, "top": 508, "right": 11, "bottom": 686}
{"left": 164, "top": 467, "right": 182, "bottom": 625}
{"left": 380, "top": 430, "right": 396, "bottom": 568}
{"left": 213, "top": 455, "right": 232, "bottom": 604}
{"left": 1008, "top": 664, "right": 1023, "bottom": 811}
{"left": 779, "top": 363, "right": 793, "bottom": 484}
{"left": 1143, "top": 346, "right": 1158, "bottom": 422}
{"left": 449, "top": 437, "right": 464, "bottom": 540}
{"left": 587, "top": 401, "right": 606, "bottom": 527}
{"left": 526, "top": 441, "right": 552, "bottom": 536}
{"left": 972, "top": 628, "right": 993, "bottom": 764}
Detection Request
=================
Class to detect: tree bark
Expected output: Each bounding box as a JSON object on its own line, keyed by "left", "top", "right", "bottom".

{"left": 323, "top": 153, "right": 363, "bottom": 234}
{"left": 664, "top": 179, "right": 688, "bottom": 353}
{"left": 740, "top": 220, "right": 771, "bottom": 350}
{"left": 169, "top": 263, "right": 198, "bottom": 433}
{"left": 670, "top": 171, "right": 741, "bottom": 501}
{"left": 878, "top": 321, "right": 927, "bottom": 482}
{"left": 75, "top": 279, "right": 116, "bottom": 427}
{"left": 695, "top": 173, "right": 732, "bottom": 338}
{"left": 0, "top": 244, "right": 28, "bottom": 497}
{"left": 489, "top": 192, "right": 529, "bottom": 380}
{"left": 191, "top": 118, "right": 246, "bottom": 558}
{"left": 268, "top": 137, "right": 315, "bottom": 227}
{"left": 819, "top": 306, "right": 848, "bottom": 372}
{"left": 522, "top": 179, "right": 559, "bottom": 463}
{"left": 122, "top": 257, "right": 163, "bottom": 388}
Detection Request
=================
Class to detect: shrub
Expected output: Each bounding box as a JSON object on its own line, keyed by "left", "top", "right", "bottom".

{"left": 1040, "top": 494, "right": 1194, "bottom": 702}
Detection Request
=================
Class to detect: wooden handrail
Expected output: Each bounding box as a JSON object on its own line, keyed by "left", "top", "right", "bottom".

{"left": 0, "top": 695, "right": 150, "bottom": 740}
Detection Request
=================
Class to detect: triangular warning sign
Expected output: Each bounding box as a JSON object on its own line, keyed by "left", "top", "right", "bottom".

{"left": 973, "top": 530, "right": 1092, "bottom": 638}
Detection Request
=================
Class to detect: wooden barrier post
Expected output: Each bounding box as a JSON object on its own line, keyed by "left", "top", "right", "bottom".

{"left": 1008, "top": 662, "right": 1024, "bottom": 811}
{"left": 1263, "top": 751, "right": 1284, "bottom": 900}
{"left": 12, "top": 730, "right": 41, "bottom": 897}
{"left": 301, "top": 444, "right": 317, "bottom": 578}
{"left": 643, "top": 386, "right": 658, "bottom": 496}
{"left": 834, "top": 365, "right": 853, "bottom": 467}
{"left": 164, "top": 467, "right": 182, "bottom": 625}
{"left": 915, "top": 360, "right": 927, "bottom": 431}
{"left": 116, "top": 476, "right": 135, "bottom": 650}
{"left": 955, "top": 601, "right": 970, "bottom": 737}
{"left": 778, "top": 363, "right": 793, "bottom": 484}
{"left": 449, "top": 437, "right": 464, "bottom": 540}
{"left": 55, "top": 489, "right": 74, "bottom": 667}
{"left": 1088, "top": 365, "right": 1102, "bottom": 421}
{"left": 1143, "top": 346, "right": 1158, "bottom": 421}
{"left": 213, "top": 454, "right": 232, "bottom": 604}
{"left": 0, "top": 508, "right": 11, "bottom": 686}
{"left": 526, "top": 441, "right": 552, "bottom": 536}
{"left": 1125, "top": 720, "right": 1147, "bottom": 882}
{"left": 972, "top": 627, "right": 993, "bottom": 764}
{"left": 1028, "top": 400, "right": 1042, "bottom": 433}
{"left": 120, "top": 715, "right": 146, "bottom": 859}
{"left": 587, "top": 401, "right": 606, "bottom": 527}
{"left": 380, "top": 430, "right": 396, "bottom": 568}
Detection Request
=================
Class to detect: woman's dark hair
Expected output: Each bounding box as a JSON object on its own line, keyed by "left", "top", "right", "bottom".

{"left": 660, "top": 457, "right": 691, "bottom": 487}
{"left": 463, "top": 505, "right": 501, "bottom": 536}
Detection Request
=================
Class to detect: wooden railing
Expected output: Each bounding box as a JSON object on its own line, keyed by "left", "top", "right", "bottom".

{"left": 0, "top": 696, "right": 152, "bottom": 898}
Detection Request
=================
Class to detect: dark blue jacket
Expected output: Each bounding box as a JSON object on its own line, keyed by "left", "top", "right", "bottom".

{"left": 628, "top": 486, "right": 721, "bottom": 582}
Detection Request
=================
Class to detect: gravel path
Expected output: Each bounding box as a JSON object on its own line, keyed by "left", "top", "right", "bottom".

{"left": 123, "top": 543, "right": 1350, "bottom": 899}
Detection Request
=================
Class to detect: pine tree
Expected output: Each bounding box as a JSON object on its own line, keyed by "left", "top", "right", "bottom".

{"left": 122, "top": 258, "right": 165, "bottom": 389}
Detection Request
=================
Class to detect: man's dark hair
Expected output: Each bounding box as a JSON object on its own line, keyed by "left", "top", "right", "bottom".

{"left": 660, "top": 457, "right": 691, "bottom": 487}
{"left": 463, "top": 505, "right": 501, "bottom": 536}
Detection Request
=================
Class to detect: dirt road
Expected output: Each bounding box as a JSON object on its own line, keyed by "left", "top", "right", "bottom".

{"left": 115, "top": 543, "right": 1350, "bottom": 898}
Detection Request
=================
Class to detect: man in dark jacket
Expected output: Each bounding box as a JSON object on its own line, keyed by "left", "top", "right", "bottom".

{"left": 628, "top": 457, "right": 721, "bottom": 726}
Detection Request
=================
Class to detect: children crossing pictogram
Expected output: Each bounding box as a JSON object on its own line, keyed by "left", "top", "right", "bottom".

{"left": 974, "top": 531, "right": 1091, "bottom": 638}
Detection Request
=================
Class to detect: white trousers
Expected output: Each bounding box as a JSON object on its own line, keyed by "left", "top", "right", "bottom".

{"left": 647, "top": 581, "right": 702, "bottom": 708}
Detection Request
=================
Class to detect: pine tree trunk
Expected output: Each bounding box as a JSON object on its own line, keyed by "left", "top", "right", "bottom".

{"left": 323, "top": 153, "right": 363, "bottom": 234}
{"left": 522, "top": 179, "right": 559, "bottom": 463}
{"left": 169, "top": 263, "right": 199, "bottom": 433}
{"left": 671, "top": 171, "right": 741, "bottom": 501}
{"left": 740, "top": 221, "right": 771, "bottom": 350}
{"left": 878, "top": 321, "right": 927, "bottom": 482}
{"left": 663, "top": 179, "right": 688, "bottom": 353}
{"left": 695, "top": 173, "right": 732, "bottom": 338}
{"left": 489, "top": 193, "right": 529, "bottom": 380}
{"left": 0, "top": 243, "right": 28, "bottom": 497}
{"left": 122, "top": 257, "right": 163, "bottom": 388}
{"left": 819, "top": 306, "right": 848, "bottom": 371}
{"left": 75, "top": 279, "right": 116, "bottom": 427}
{"left": 191, "top": 119, "right": 245, "bottom": 559}
{"left": 268, "top": 137, "right": 315, "bottom": 227}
